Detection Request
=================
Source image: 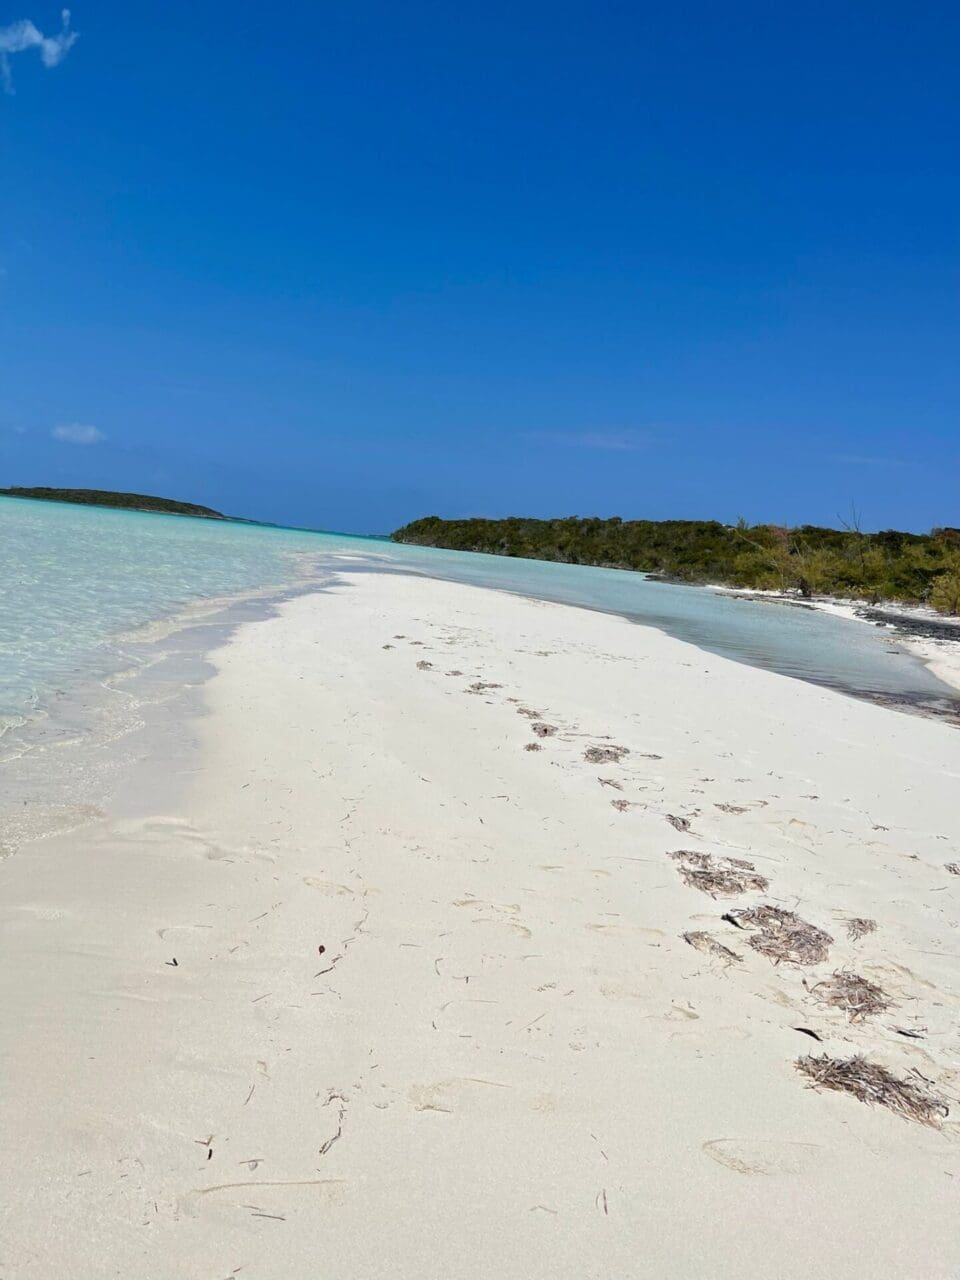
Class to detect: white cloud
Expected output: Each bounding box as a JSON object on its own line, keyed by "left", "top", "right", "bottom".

{"left": 0, "top": 9, "right": 77, "bottom": 93}
{"left": 52, "top": 422, "right": 105, "bottom": 445}
{"left": 526, "top": 429, "right": 653, "bottom": 452}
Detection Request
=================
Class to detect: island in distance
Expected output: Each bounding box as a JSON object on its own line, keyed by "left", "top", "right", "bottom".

{"left": 0, "top": 486, "right": 225, "bottom": 519}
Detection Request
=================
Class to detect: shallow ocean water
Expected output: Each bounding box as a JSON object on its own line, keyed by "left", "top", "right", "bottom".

{"left": 1, "top": 494, "right": 957, "bottom": 746}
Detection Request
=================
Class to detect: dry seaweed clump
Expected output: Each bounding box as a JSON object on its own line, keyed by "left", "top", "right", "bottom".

{"left": 796, "top": 1054, "right": 949, "bottom": 1127}
{"left": 584, "top": 745, "right": 629, "bottom": 764}
{"left": 846, "top": 917, "right": 877, "bottom": 941}
{"left": 665, "top": 814, "right": 692, "bottom": 832}
{"left": 682, "top": 930, "right": 742, "bottom": 964}
{"left": 811, "top": 971, "right": 892, "bottom": 1022}
{"left": 668, "top": 850, "right": 768, "bottom": 898}
{"left": 531, "top": 722, "right": 557, "bottom": 738}
{"left": 728, "top": 905, "right": 833, "bottom": 966}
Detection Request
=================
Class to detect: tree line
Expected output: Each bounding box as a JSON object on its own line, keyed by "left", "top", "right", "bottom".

{"left": 391, "top": 515, "right": 960, "bottom": 615}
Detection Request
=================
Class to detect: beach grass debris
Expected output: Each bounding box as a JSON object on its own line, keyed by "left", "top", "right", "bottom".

{"left": 524, "top": 742, "right": 542, "bottom": 752}
{"left": 467, "top": 681, "right": 502, "bottom": 694}
{"left": 796, "top": 1054, "right": 948, "bottom": 1126}
{"left": 669, "top": 849, "right": 710, "bottom": 868}
{"left": 668, "top": 850, "right": 769, "bottom": 898}
{"left": 531, "top": 722, "right": 557, "bottom": 737}
{"left": 811, "top": 970, "right": 893, "bottom": 1021}
{"left": 610, "top": 798, "right": 632, "bottom": 812}
{"left": 727, "top": 904, "right": 833, "bottom": 965}
{"left": 945, "top": 862, "right": 960, "bottom": 876}
{"left": 517, "top": 706, "right": 543, "bottom": 719}
{"left": 584, "top": 745, "right": 629, "bottom": 764}
{"left": 682, "top": 930, "right": 742, "bottom": 964}
{"left": 846, "top": 917, "right": 877, "bottom": 941}
{"left": 714, "top": 802, "right": 748, "bottom": 814}
{"left": 665, "top": 814, "right": 692, "bottom": 832}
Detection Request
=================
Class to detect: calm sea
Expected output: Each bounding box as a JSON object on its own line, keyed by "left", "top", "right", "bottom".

{"left": 2, "top": 494, "right": 956, "bottom": 744}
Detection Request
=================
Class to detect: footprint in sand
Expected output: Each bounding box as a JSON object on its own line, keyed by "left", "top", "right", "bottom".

{"left": 702, "top": 1138, "right": 821, "bottom": 1176}
{"left": 587, "top": 923, "right": 664, "bottom": 941}
{"left": 408, "top": 1077, "right": 511, "bottom": 1114}
{"left": 599, "top": 985, "right": 697, "bottom": 1020}
{"left": 303, "top": 877, "right": 355, "bottom": 896}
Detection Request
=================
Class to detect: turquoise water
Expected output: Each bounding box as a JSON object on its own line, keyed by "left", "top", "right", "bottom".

{"left": 1, "top": 495, "right": 957, "bottom": 740}
{"left": 0, "top": 497, "right": 357, "bottom": 733}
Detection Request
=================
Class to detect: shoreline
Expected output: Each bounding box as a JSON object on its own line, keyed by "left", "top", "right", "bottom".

{"left": 1, "top": 570, "right": 959, "bottom": 1276}
{"left": 709, "top": 583, "right": 960, "bottom": 694}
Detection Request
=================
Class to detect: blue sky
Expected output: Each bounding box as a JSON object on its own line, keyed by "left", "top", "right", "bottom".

{"left": 1, "top": 2, "right": 957, "bottom": 533}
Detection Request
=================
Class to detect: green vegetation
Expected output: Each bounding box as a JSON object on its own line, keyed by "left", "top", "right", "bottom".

{"left": 0, "top": 487, "right": 224, "bottom": 519}
{"left": 392, "top": 515, "right": 960, "bottom": 615}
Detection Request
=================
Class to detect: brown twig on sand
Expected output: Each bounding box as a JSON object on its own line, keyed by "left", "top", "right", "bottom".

{"left": 796, "top": 1054, "right": 948, "bottom": 1126}
{"left": 669, "top": 850, "right": 768, "bottom": 898}
{"left": 846, "top": 917, "right": 877, "bottom": 941}
{"left": 729, "top": 905, "right": 833, "bottom": 966}
{"left": 584, "top": 745, "right": 629, "bottom": 764}
{"left": 682, "top": 931, "right": 742, "bottom": 964}
{"left": 811, "top": 971, "right": 893, "bottom": 1021}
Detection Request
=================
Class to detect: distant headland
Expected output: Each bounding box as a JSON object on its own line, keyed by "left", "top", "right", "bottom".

{"left": 0, "top": 487, "right": 225, "bottom": 519}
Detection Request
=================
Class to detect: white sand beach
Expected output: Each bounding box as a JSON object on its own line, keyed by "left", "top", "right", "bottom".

{"left": 2, "top": 571, "right": 959, "bottom": 1278}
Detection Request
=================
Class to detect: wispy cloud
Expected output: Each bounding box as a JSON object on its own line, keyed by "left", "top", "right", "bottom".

{"left": 525, "top": 429, "right": 653, "bottom": 452}
{"left": 830, "top": 453, "right": 912, "bottom": 469}
{"left": 52, "top": 422, "right": 105, "bottom": 445}
{"left": 0, "top": 9, "right": 77, "bottom": 94}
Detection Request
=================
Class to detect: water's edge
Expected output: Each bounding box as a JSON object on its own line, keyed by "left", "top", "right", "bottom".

{"left": 5, "top": 552, "right": 960, "bottom": 870}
